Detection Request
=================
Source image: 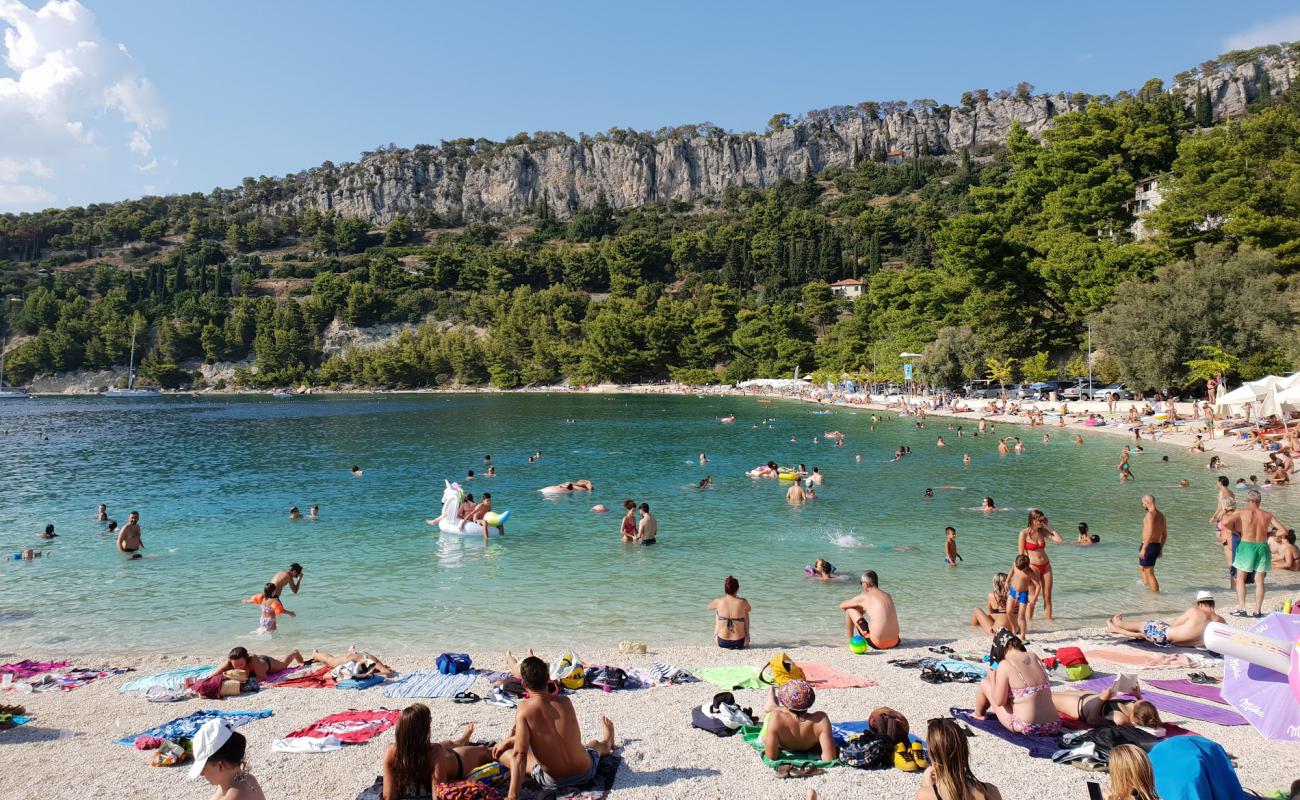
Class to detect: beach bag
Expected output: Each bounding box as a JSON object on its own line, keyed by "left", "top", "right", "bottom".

{"left": 1056, "top": 647, "right": 1093, "bottom": 681}
{"left": 868, "top": 707, "right": 910, "bottom": 746}
{"left": 839, "top": 731, "right": 889, "bottom": 769}
{"left": 189, "top": 675, "right": 226, "bottom": 700}
{"left": 584, "top": 665, "right": 627, "bottom": 692}
{"left": 760, "top": 653, "right": 805, "bottom": 686}
{"left": 492, "top": 675, "right": 524, "bottom": 698}
{"left": 437, "top": 653, "right": 472, "bottom": 675}
{"left": 550, "top": 651, "right": 585, "bottom": 690}
{"left": 464, "top": 760, "right": 508, "bottom": 789}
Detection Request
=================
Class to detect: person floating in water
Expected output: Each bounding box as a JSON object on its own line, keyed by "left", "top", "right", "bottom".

{"left": 309, "top": 505, "right": 320, "bottom": 519}
{"left": 36, "top": 523, "right": 57, "bottom": 540}
{"left": 1077, "top": 522, "right": 1098, "bottom": 545}
{"left": 95, "top": 503, "right": 109, "bottom": 522}
{"left": 117, "top": 511, "right": 143, "bottom": 558}
{"left": 698, "top": 475, "right": 712, "bottom": 489}
{"left": 351, "top": 465, "right": 363, "bottom": 477}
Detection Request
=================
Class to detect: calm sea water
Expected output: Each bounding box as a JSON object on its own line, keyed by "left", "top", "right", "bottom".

{"left": 1, "top": 393, "right": 1296, "bottom": 658}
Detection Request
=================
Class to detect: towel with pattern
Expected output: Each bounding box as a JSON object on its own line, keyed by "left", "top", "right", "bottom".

{"left": 116, "top": 709, "right": 273, "bottom": 745}
{"left": 278, "top": 709, "right": 398, "bottom": 745}
{"left": 1, "top": 660, "right": 69, "bottom": 679}
{"left": 272, "top": 666, "right": 335, "bottom": 689}
{"left": 28, "top": 667, "right": 133, "bottom": 692}
{"left": 119, "top": 665, "right": 215, "bottom": 693}
{"left": 383, "top": 670, "right": 477, "bottom": 699}
{"left": 647, "top": 662, "right": 697, "bottom": 685}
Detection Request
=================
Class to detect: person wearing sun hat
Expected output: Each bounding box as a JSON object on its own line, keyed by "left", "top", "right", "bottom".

{"left": 760, "top": 679, "right": 837, "bottom": 763}
{"left": 189, "top": 717, "right": 266, "bottom": 799}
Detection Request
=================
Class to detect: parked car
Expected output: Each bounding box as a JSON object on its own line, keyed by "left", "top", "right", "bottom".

{"left": 1094, "top": 383, "right": 1134, "bottom": 401}
{"left": 961, "top": 380, "right": 1002, "bottom": 399}
{"left": 1061, "top": 379, "right": 1101, "bottom": 400}
{"left": 1027, "top": 380, "right": 1072, "bottom": 400}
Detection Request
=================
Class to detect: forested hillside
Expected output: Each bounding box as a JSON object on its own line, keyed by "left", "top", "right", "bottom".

{"left": 1, "top": 45, "right": 1298, "bottom": 393}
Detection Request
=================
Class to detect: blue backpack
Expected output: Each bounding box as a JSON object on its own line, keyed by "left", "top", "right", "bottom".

{"left": 437, "top": 653, "right": 472, "bottom": 675}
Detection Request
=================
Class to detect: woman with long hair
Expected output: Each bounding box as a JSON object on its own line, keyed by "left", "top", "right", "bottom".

{"left": 1018, "top": 509, "right": 1063, "bottom": 619}
{"left": 382, "top": 703, "right": 495, "bottom": 799}
{"left": 914, "top": 717, "right": 1001, "bottom": 800}
{"left": 1106, "top": 745, "right": 1159, "bottom": 800}
{"left": 969, "top": 573, "right": 1010, "bottom": 635}
{"left": 972, "top": 629, "right": 1059, "bottom": 737}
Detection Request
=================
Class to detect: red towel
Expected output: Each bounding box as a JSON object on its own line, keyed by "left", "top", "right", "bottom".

{"left": 272, "top": 666, "right": 336, "bottom": 689}
{"left": 283, "top": 709, "right": 399, "bottom": 744}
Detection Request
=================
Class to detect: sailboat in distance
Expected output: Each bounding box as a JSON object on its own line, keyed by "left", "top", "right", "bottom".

{"left": 0, "top": 337, "right": 29, "bottom": 399}
{"left": 105, "top": 324, "right": 160, "bottom": 398}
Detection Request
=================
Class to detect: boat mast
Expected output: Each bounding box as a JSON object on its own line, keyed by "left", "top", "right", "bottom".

{"left": 126, "top": 326, "right": 137, "bottom": 390}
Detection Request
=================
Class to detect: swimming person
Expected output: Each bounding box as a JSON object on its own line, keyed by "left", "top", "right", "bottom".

{"left": 700, "top": 452, "right": 708, "bottom": 464}
{"left": 289, "top": 506, "right": 303, "bottom": 520}
{"left": 309, "top": 505, "right": 320, "bottom": 519}
{"left": 269, "top": 563, "right": 303, "bottom": 598}
{"left": 95, "top": 503, "right": 109, "bottom": 522}
{"left": 1018, "top": 510, "right": 1063, "bottom": 619}
{"left": 351, "top": 465, "right": 363, "bottom": 476}
{"left": 620, "top": 500, "right": 636, "bottom": 541}
{"left": 809, "top": 558, "right": 838, "bottom": 580}
{"left": 1005, "top": 555, "right": 1042, "bottom": 638}
{"left": 760, "top": 679, "right": 836, "bottom": 764}
{"left": 636, "top": 503, "right": 656, "bottom": 544}
{"left": 1137, "top": 495, "right": 1167, "bottom": 593}
{"left": 1106, "top": 591, "right": 1224, "bottom": 647}
{"left": 839, "top": 570, "right": 900, "bottom": 649}
{"left": 1077, "top": 522, "right": 1097, "bottom": 545}
{"left": 206, "top": 645, "right": 304, "bottom": 680}
{"left": 190, "top": 719, "right": 266, "bottom": 800}
{"left": 1222, "top": 489, "right": 1290, "bottom": 616}
{"left": 915, "top": 717, "right": 1003, "bottom": 800}
{"left": 698, "top": 475, "right": 712, "bottom": 489}
{"left": 116, "top": 511, "right": 143, "bottom": 558}
{"left": 243, "top": 582, "right": 295, "bottom": 634}
{"left": 494, "top": 656, "right": 616, "bottom": 800}
{"left": 807, "top": 467, "right": 823, "bottom": 485}
{"left": 381, "top": 704, "right": 494, "bottom": 798}
{"left": 970, "top": 573, "right": 1010, "bottom": 635}
{"left": 971, "top": 629, "right": 1059, "bottom": 737}
{"left": 709, "top": 576, "right": 750, "bottom": 649}
{"left": 981, "top": 497, "right": 996, "bottom": 512}
{"left": 945, "top": 527, "right": 962, "bottom": 566}
{"left": 36, "top": 523, "right": 56, "bottom": 539}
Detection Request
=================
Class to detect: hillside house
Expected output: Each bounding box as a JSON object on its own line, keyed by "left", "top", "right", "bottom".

{"left": 885, "top": 150, "right": 906, "bottom": 165}
{"left": 829, "top": 278, "right": 864, "bottom": 299}
{"left": 1126, "top": 176, "right": 1163, "bottom": 240}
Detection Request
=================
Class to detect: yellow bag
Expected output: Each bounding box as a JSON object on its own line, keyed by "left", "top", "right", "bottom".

{"left": 763, "top": 653, "right": 805, "bottom": 686}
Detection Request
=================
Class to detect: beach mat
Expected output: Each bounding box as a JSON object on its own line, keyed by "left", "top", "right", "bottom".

{"left": 116, "top": 709, "right": 272, "bottom": 745}
{"left": 0, "top": 660, "right": 69, "bottom": 679}
{"left": 697, "top": 665, "right": 765, "bottom": 691}
{"left": 337, "top": 674, "right": 386, "bottom": 691}
{"left": 119, "top": 665, "right": 214, "bottom": 693}
{"left": 1081, "top": 644, "right": 1217, "bottom": 669}
{"left": 383, "top": 670, "right": 476, "bottom": 699}
{"left": 1144, "top": 679, "right": 1225, "bottom": 705}
{"left": 1072, "top": 677, "right": 1245, "bottom": 726}
{"left": 950, "top": 708, "right": 1059, "bottom": 759}
{"left": 271, "top": 666, "right": 335, "bottom": 689}
{"left": 26, "top": 666, "right": 133, "bottom": 692}
{"left": 799, "top": 662, "right": 877, "bottom": 689}
{"left": 739, "top": 724, "right": 839, "bottom": 768}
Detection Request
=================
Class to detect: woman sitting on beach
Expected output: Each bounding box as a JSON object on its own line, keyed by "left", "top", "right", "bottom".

{"left": 915, "top": 717, "right": 1002, "bottom": 800}
{"left": 381, "top": 703, "right": 495, "bottom": 799}
{"left": 971, "top": 629, "right": 1060, "bottom": 737}
{"left": 760, "top": 680, "right": 836, "bottom": 763}
{"left": 709, "top": 576, "right": 751, "bottom": 649}
{"left": 1106, "top": 745, "right": 1160, "bottom": 800}
{"left": 207, "top": 645, "right": 303, "bottom": 681}
{"left": 969, "top": 572, "right": 1010, "bottom": 635}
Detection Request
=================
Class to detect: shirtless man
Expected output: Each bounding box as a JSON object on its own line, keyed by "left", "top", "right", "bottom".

{"left": 786, "top": 482, "right": 807, "bottom": 505}
{"left": 1222, "top": 490, "right": 1290, "bottom": 616}
{"left": 760, "top": 680, "right": 836, "bottom": 764}
{"left": 269, "top": 563, "right": 303, "bottom": 598}
{"left": 462, "top": 492, "right": 504, "bottom": 539}
{"left": 1270, "top": 530, "right": 1299, "bottom": 571}
{"left": 636, "top": 503, "right": 656, "bottom": 545}
{"left": 807, "top": 467, "right": 824, "bottom": 486}
{"left": 838, "top": 570, "right": 900, "bottom": 649}
{"left": 116, "top": 511, "right": 143, "bottom": 558}
{"left": 1137, "top": 495, "right": 1167, "bottom": 593}
{"left": 494, "top": 656, "right": 615, "bottom": 800}
{"left": 1107, "top": 591, "right": 1225, "bottom": 647}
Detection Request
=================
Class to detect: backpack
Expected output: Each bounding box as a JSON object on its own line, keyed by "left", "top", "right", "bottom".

{"left": 690, "top": 692, "right": 755, "bottom": 737}
{"left": 436, "top": 653, "right": 472, "bottom": 675}
{"left": 584, "top": 665, "right": 627, "bottom": 692}
{"left": 1055, "top": 647, "right": 1093, "bottom": 680}
{"left": 839, "top": 731, "right": 889, "bottom": 769}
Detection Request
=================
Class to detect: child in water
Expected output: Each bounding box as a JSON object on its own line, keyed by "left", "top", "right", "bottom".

{"left": 1077, "top": 522, "right": 1099, "bottom": 545}
{"left": 243, "top": 582, "right": 295, "bottom": 634}
{"left": 945, "top": 527, "right": 962, "bottom": 566}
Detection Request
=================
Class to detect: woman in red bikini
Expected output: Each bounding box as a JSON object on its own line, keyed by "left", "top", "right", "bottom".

{"left": 1018, "top": 510, "right": 1063, "bottom": 619}
{"left": 620, "top": 499, "right": 637, "bottom": 542}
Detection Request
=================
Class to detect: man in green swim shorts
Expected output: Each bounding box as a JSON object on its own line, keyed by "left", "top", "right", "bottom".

{"left": 1223, "top": 490, "right": 1291, "bottom": 616}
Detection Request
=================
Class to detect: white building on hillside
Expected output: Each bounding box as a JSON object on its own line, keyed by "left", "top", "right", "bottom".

{"left": 1127, "top": 176, "right": 1164, "bottom": 240}
{"left": 829, "top": 278, "right": 864, "bottom": 300}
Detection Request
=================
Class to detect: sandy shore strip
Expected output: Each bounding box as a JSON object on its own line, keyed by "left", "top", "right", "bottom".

{"left": 3, "top": 625, "right": 1298, "bottom": 800}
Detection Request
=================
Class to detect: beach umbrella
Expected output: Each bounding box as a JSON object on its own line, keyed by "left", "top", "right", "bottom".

{"left": 1221, "top": 613, "right": 1300, "bottom": 741}
{"left": 1214, "top": 376, "right": 1286, "bottom": 416}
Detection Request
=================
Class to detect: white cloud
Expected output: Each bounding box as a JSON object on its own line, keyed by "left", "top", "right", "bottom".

{"left": 1224, "top": 13, "right": 1300, "bottom": 51}
{"left": 135, "top": 158, "right": 157, "bottom": 173}
{"left": 0, "top": 0, "right": 166, "bottom": 209}
{"left": 0, "top": 183, "right": 56, "bottom": 207}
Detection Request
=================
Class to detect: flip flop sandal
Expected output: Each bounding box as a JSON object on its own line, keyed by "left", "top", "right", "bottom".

{"left": 774, "top": 764, "right": 795, "bottom": 779}
{"left": 928, "top": 646, "right": 955, "bottom": 655}
{"left": 790, "top": 766, "right": 825, "bottom": 778}
{"left": 1189, "top": 672, "right": 1220, "bottom": 685}
{"left": 452, "top": 691, "right": 480, "bottom": 704}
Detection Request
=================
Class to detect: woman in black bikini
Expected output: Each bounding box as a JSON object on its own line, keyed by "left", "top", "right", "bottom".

{"left": 207, "top": 646, "right": 303, "bottom": 680}
{"left": 382, "top": 704, "right": 495, "bottom": 799}
{"left": 708, "top": 576, "right": 751, "bottom": 649}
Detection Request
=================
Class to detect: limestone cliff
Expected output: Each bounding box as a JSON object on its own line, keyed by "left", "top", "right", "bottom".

{"left": 261, "top": 54, "right": 1296, "bottom": 225}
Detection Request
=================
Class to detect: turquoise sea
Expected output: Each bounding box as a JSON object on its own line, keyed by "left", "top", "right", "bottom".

{"left": 1, "top": 393, "right": 1297, "bottom": 658}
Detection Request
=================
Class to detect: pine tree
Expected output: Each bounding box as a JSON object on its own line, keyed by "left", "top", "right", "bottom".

{"left": 1195, "top": 85, "right": 1214, "bottom": 127}
{"left": 961, "top": 147, "right": 973, "bottom": 177}
{"left": 868, "top": 231, "right": 882, "bottom": 272}
{"left": 1256, "top": 71, "right": 1273, "bottom": 105}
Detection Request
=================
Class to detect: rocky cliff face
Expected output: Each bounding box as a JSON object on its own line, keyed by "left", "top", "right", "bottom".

{"left": 264, "top": 55, "right": 1297, "bottom": 225}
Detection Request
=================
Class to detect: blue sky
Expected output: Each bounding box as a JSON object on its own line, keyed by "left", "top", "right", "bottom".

{"left": 3, "top": 0, "right": 1300, "bottom": 212}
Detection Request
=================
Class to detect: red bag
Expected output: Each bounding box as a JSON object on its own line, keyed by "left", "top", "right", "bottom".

{"left": 189, "top": 675, "right": 224, "bottom": 699}
{"left": 1056, "top": 647, "right": 1088, "bottom": 667}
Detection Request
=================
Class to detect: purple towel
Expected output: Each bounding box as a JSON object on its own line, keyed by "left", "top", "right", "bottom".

{"left": 1144, "top": 679, "right": 1226, "bottom": 705}
{"left": 0, "top": 660, "right": 70, "bottom": 678}
{"left": 1072, "top": 677, "right": 1245, "bottom": 726}
{"left": 949, "top": 708, "right": 1059, "bottom": 758}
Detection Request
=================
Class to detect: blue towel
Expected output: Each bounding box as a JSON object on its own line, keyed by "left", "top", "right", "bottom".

{"left": 383, "top": 670, "right": 476, "bottom": 698}
{"left": 1149, "top": 735, "right": 1248, "bottom": 800}
{"left": 336, "top": 674, "right": 386, "bottom": 691}
{"left": 116, "top": 709, "right": 272, "bottom": 745}
{"left": 118, "top": 665, "right": 215, "bottom": 693}
{"left": 832, "top": 721, "right": 923, "bottom": 749}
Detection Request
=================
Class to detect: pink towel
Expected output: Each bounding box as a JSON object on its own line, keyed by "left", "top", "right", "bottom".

{"left": 0, "top": 660, "right": 70, "bottom": 679}
{"left": 798, "top": 662, "right": 877, "bottom": 689}
{"left": 1081, "top": 647, "right": 1203, "bottom": 669}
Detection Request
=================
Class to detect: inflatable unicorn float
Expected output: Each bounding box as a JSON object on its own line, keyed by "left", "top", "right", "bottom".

{"left": 427, "top": 480, "right": 510, "bottom": 537}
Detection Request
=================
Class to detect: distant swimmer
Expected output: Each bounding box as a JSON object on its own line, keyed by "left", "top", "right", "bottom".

{"left": 19, "top": 549, "right": 43, "bottom": 560}
{"left": 997, "top": 440, "right": 1009, "bottom": 455}
{"left": 540, "top": 480, "right": 594, "bottom": 494}
{"left": 591, "top": 504, "right": 609, "bottom": 513}
{"left": 807, "top": 467, "right": 823, "bottom": 486}
{"left": 963, "top": 453, "right": 971, "bottom": 464}
{"left": 486, "top": 465, "right": 496, "bottom": 477}
{"left": 925, "top": 488, "right": 934, "bottom": 498}
{"left": 720, "top": 415, "right": 736, "bottom": 423}
{"left": 636, "top": 503, "right": 657, "bottom": 545}
{"left": 698, "top": 475, "right": 713, "bottom": 489}
{"left": 117, "top": 511, "right": 143, "bottom": 558}
{"left": 620, "top": 500, "right": 637, "bottom": 541}
{"left": 699, "top": 453, "right": 708, "bottom": 464}
{"left": 982, "top": 497, "right": 996, "bottom": 511}
{"left": 289, "top": 506, "right": 303, "bottom": 520}
{"left": 105, "top": 520, "right": 117, "bottom": 536}
{"left": 808, "top": 558, "right": 840, "bottom": 580}
{"left": 270, "top": 563, "right": 303, "bottom": 598}
{"left": 96, "top": 503, "right": 109, "bottom": 522}
{"left": 309, "top": 505, "right": 320, "bottom": 519}
{"left": 351, "top": 465, "right": 363, "bottom": 477}
{"left": 936, "top": 436, "right": 946, "bottom": 448}
{"left": 1075, "top": 434, "right": 1084, "bottom": 445}
{"left": 1077, "top": 522, "right": 1099, "bottom": 545}
{"left": 466, "top": 469, "right": 475, "bottom": 482}
{"left": 36, "top": 523, "right": 57, "bottom": 540}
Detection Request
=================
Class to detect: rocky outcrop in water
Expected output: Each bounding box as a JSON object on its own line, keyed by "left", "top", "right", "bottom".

{"left": 262, "top": 55, "right": 1297, "bottom": 225}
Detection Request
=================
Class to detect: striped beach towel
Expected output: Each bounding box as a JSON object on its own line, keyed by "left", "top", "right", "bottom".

{"left": 383, "top": 670, "right": 477, "bottom": 699}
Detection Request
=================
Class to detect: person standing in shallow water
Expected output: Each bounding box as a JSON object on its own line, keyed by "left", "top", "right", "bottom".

{"left": 1137, "top": 495, "right": 1167, "bottom": 593}
{"left": 117, "top": 511, "right": 143, "bottom": 558}
{"left": 1018, "top": 510, "right": 1062, "bottom": 619}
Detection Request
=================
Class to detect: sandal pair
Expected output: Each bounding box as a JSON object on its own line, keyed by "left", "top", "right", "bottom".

{"left": 775, "top": 764, "right": 825, "bottom": 779}
{"left": 452, "top": 691, "right": 480, "bottom": 704}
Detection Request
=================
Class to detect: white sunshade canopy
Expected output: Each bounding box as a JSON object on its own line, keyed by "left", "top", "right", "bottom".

{"left": 1214, "top": 374, "right": 1297, "bottom": 415}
